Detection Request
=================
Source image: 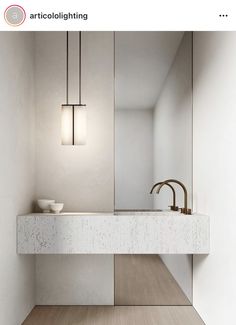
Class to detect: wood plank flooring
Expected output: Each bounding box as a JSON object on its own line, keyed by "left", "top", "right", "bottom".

{"left": 115, "top": 255, "right": 191, "bottom": 305}
{"left": 23, "top": 306, "right": 204, "bottom": 325}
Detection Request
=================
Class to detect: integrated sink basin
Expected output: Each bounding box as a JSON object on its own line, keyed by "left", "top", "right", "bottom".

{"left": 17, "top": 211, "right": 209, "bottom": 255}
{"left": 114, "top": 209, "right": 173, "bottom": 215}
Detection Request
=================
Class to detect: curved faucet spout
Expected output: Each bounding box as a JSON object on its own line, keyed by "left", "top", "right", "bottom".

{"left": 150, "top": 181, "right": 178, "bottom": 211}
{"left": 156, "top": 179, "right": 191, "bottom": 215}
{"left": 150, "top": 181, "right": 164, "bottom": 194}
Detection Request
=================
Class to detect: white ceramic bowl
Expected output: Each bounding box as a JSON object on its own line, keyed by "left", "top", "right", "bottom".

{"left": 50, "top": 203, "right": 64, "bottom": 214}
{"left": 37, "top": 199, "right": 55, "bottom": 213}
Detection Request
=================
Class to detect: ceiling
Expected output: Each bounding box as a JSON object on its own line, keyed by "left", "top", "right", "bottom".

{"left": 115, "top": 32, "right": 184, "bottom": 110}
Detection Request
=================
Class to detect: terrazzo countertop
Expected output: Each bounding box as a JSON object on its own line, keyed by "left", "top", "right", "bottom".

{"left": 17, "top": 211, "right": 210, "bottom": 254}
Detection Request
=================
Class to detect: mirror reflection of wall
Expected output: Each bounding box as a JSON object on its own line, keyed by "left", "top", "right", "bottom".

{"left": 115, "top": 31, "right": 192, "bottom": 211}
{"left": 115, "top": 108, "right": 153, "bottom": 209}
{"left": 115, "top": 31, "right": 193, "bottom": 306}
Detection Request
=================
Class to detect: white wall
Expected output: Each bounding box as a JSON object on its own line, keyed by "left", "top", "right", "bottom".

{"left": 0, "top": 32, "right": 35, "bottom": 325}
{"left": 115, "top": 109, "right": 153, "bottom": 209}
{"left": 36, "top": 255, "right": 114, "bottom": 305}
{"left": 153, "top": 33, "right": 193, "bottom": 301}
{"left": 35, "top": 32, "right": 114, "bottom": 305}
{"left": 35, "top": 32, "right": 114, "bottom": 212}
{"left": 193, "top": 32, "right": 236, "bottom": 325}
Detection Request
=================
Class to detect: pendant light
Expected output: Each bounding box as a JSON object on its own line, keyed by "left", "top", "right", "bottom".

{"left": 61, "top": 31, "right": 87, "bottom": 145}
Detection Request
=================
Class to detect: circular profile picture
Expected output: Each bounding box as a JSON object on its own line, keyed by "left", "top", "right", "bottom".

{"left": 4, "top": 5, "right": 26, "bottom": 26}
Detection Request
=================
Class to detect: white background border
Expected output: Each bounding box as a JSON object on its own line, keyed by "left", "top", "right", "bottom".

{"left": 0, "top": 0, "right": 235, "bottom": 31}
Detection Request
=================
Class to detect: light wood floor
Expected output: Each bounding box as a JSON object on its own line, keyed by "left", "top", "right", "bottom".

{"left": 115, "top": 255, "right": 191, "bottom": 305}
{"left": 23, "top": 306, "right": 204, "bottom": 325}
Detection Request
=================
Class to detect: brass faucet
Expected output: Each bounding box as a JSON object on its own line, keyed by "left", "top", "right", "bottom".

{"left": 150, "top": 181, "right": 179, "bottom": 211}
{"left": 156, "top": 179, "right": 191, "bottom": 215}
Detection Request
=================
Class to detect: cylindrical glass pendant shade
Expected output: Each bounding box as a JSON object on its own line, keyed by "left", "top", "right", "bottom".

{"left": 61, "top": 105, "right": 87, "bottom": 145}
{"left": 74, "top": 106, "right": 87, "bottom": 145}
{"left": 61, "top": 105, "right": 73, "bottom": 145}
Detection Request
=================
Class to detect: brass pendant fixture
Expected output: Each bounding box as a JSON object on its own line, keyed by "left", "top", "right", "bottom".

{"left": 61, "top": 31, "right": 87, "bottom": 145}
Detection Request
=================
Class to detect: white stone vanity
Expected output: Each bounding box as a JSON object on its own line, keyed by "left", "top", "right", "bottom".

{"left": 17, "top": 211, "right": 209, "bottom": 254}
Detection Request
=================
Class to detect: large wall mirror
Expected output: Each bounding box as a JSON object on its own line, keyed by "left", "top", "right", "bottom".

{"left": 114, "top": 32, "right": 193, "bottom": 305}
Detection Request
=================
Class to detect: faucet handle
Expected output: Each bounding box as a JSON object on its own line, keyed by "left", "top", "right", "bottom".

{"left": 180, "top": 207, "right": 192, "bottom": 215}
{"left": 169, "top": 205, "right": 179, "bottom": 211}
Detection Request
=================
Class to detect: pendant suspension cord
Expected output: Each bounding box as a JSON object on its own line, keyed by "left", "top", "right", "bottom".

{"left": 66, "top": 31, "right": 69, "bottom": 105}
{"left": 79, "top": 31, "right": 82, "bottom": 105}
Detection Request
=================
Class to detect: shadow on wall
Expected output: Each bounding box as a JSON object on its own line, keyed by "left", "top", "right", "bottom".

{"left": 193, "top": 254, "right": 209, "bottom": 272}
{"left": 193, "top": 32, "right": 231, "bottom": 90}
